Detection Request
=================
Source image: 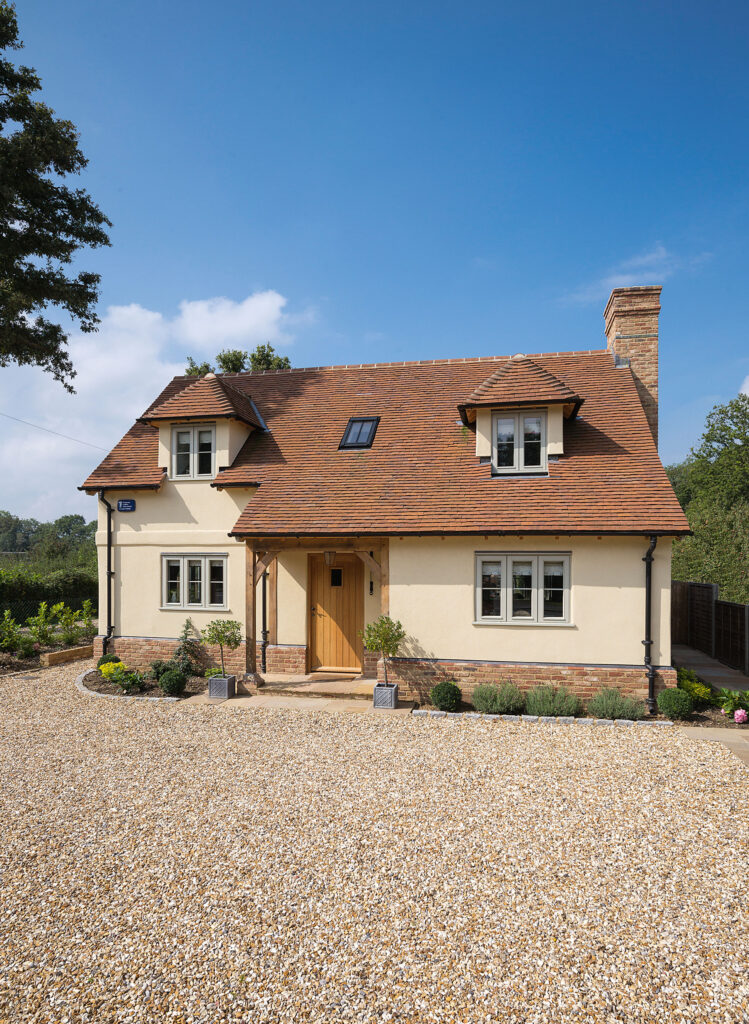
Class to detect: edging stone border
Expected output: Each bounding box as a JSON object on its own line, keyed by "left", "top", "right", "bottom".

{"left": 412, "top": 708, "right": 675, "bottom": 727}
{"left": 75, "top": 669, "right": 179, "bottom": 704}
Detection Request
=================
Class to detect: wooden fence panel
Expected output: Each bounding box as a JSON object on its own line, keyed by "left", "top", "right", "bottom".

{"left": 715, "top": 601, "right": 746, "bottom": 672}
{"left": 672, "top": 580, "right": 749, "bottom": 675}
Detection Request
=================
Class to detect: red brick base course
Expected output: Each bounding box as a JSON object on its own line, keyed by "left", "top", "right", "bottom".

{"left": 255, "top": 644, "right": 307, "bottom": 674}
{"left": 377, "top": 656, "right": 677, "bottom": 705}
{"left": 93, "top": 636, "right": 247, "bottom": 676}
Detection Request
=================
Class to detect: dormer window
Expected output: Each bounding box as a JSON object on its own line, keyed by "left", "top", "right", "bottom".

{"left": 492, "top": 409, "right": 547, "bottom": 474}
{"left": 339, "top": 417, "right": 379, "bottom": 450}
{"left": 171, "top": 424, "right": 215, "bottom": 479}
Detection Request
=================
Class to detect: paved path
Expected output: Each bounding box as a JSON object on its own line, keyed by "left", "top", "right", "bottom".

{"left": 673, "top": 643, "right": 749, "bottom": 692}
{"left": 680, "top": 725, "right": 749, "bottom": 767}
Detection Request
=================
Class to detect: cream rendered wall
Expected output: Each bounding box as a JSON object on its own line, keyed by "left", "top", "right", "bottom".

{"left": 475, "top": 405, "right": 564, "bottom": 457}
{"left": 95, "top": 481, "right": 255, "bottom": 638}
{"left": 272, "top": 548, "right": 383, "bottom": 646}
{"left": 387, "top": 535, "right": 672, "bottom": 666}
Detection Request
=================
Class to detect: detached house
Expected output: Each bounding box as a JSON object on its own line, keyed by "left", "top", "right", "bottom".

{"left": 81, "top": 286, "right": 689, "bottom": 706}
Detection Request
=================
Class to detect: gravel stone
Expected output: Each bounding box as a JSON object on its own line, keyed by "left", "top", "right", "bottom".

{"left": 1, "top": 661, "right": 748, "bottom": 1024}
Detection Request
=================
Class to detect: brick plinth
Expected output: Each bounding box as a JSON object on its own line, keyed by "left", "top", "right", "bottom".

{"left": 255, "top": 644, "right": 307, "bottom": 674}
{"left": 378, "top": 656, "right": 677, "bottom": 705}
{"left": 93, "top": 636, "right": 247, "bottom": 676}
{"left": 361, "top": 648, "right": 379, "bottom": 679}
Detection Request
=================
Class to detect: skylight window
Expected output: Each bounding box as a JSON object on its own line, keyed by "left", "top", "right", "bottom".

{"left": 339, "top": 417, "right": 379, "bottom": 450}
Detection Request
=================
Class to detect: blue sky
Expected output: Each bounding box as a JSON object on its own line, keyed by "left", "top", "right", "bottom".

{"left": 2, "top": 0, "right": 748, "bottom": 517}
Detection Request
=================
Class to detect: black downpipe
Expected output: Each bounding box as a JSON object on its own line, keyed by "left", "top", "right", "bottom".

{"left": 261, "top": 570, "right": 269, "bottom": 673}
{"left": 99, "top": 491, "right": 115, "bottom": 654}
{"left": 643, "top": 535, "right": 658, "bottom": 714}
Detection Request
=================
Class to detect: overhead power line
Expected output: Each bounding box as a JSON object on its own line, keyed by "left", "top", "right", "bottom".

{"left": 0, "top": 411, "right": 108, "bottom": 451}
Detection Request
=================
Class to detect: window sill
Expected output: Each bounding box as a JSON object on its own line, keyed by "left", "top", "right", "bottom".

{"left": 168, "top": 476, "right": 215, "bottom": 483}
{"left": 490, "top": 470, "right": 549, "bottom": 478}
{"left": 472, "top": 620, "right": 575, "bottom": 628}
{"left": 160, "top": 606, "right": 230, "bottom": 613}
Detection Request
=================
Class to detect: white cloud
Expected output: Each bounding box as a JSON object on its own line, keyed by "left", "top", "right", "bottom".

{"left": 742, "top": 375, "right": 749, "bottom": 396}
{"left": 0, "top": 290, "right": 310, "bottom": 519}
{"left": 173, "top": 290, "right": 299, "bottom": 351}
{"left": 564, "top": 244, "right": 712, "bottom": 305}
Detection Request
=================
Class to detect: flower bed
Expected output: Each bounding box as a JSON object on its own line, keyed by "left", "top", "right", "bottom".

{"left": 0, "top": 600, "right": 97, "bottom": 675}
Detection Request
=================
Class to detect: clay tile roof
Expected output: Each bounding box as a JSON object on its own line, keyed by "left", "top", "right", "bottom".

{"left": 143, "top": 373, "right": 262, "bottom": 428}
{"left": 464, "top": 356, "right": 581, "bottom": 408}
{"left": 79, "top": 420, "right": 165, "bottom": 492}
{"left": 81, "top": 351, "right": 690, "bottom": 535}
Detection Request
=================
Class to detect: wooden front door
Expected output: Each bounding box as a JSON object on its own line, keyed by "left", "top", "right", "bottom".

{"left": 309, "top": 554, "right": 364, "bottom": 672}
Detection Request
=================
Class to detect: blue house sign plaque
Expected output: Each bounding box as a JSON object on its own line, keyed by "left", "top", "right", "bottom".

{"left": 117, "top": 499, "right": 136, "bottom": 512}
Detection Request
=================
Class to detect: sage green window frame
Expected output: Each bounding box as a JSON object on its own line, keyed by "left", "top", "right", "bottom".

{"left": 491, "top": 409, "right": 547, "bottom": 474}
{"left": 474, "top": 552, "right": 571, "bottom": 625}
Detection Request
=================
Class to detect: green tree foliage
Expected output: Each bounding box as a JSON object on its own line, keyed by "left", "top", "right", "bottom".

{"left": 184, "top": 343, "right": 291, "bottom": 377}
{"left": 247, "top": 343, "right": 290, "bottom": 372}
{"left": 0, "top": 510, "right": 96, "bottom": 571}
{"left": 0, "top": 1, "right": 111, "bottom": 391}
{"left": 185, "top": 356, "right": 214, "bottom": 377}
{"left": 667, "top": 393, "right": 749, "bottom": 602}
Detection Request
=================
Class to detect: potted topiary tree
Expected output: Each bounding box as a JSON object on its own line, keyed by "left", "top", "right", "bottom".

{"left": 201, "top": 619, "right": 243, "bottom": 699}
{"left": 360, "top": 614, "right": 406, "bottom": 710}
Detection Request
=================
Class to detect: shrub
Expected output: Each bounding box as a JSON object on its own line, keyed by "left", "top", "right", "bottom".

{"left": 99, "top": 660, "right": 124, "bottom": 680}
{"left": 525, "top": 685, "right": 582, "bottom": 717}
{"left": 16, "top": 633, "right": 36, "bottom": 659}
{"left": 201, "top": 618, "right": 243, "bottom": 676}
{"left": 472, "top": 682, "right": 525, "bottom": 715}
{"left": 99, "top": 661, "right": 145, "bottom": 695}
{"left": 172, "top": 618, "right": 204, "bottom": 677}
{"left": 359, "top": 615, "right": 406, "bottom": 686}
{"left": 26, "top": 601, "right": 56, "bottom": 647}
{"left": 158, "top": 668, "right": 186, "bottom": 696}
{"left": 205, "top": 667, "right": 222, "bottom": 678}
{"left": 587, "top": 687, "right": 646, "bottom": 721}
{"left": 0, "top": 566, "right": 97, "bottom": 608}
{"left": 657, "top": 687, "right": 694, "bottom": 720}
{"left": 80, "top": 599, "right": 97, "bottom": 642}
{"left": 677, "top": 667, "right": 714, "bottom": 709}
{"left": 0, "top": 609, "right": 21, "bottom": 653}
{"left": 97, "top": 652, "right": 121, "bottom": 668}
{"left": 56, "top": 605, "right": 82, "bottom": 647}
{"left": 430, "top": 680, "right": 462, "bottom": 711}
{"left": 715, "top": 688, "right": 749, "bottom": 717}
{"left": 149, "top": 659, "right": 173, "bottom": 680}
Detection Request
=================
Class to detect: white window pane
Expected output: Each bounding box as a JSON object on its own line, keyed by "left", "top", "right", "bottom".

{"left": 495, "top": 418, "right": 515, "bottom": 468}
{"left": 523, "top": 416, "right": 542, "bottom": 468}
{"left": 187, "top": 559, "right": 203, "bottom": 605}
{"left": 511, "top": 560, "right": 534, "bottom": 617}
{"left": 543, "top": 561, "right": 565, "bottom": 618}
{"left": 196, "top": 430, "right": 213, "bottom": 475}
{"left": 175, "top": 431, "right": 192, "bottom": 476}
{"left": 481, "top": 560, "right": 502, "bottom": 617}
{"left": 209, "top": 560, "right": 224, "bottom": 605}
{"left": 166, "top": 560, "right": 181, "bottom": 604}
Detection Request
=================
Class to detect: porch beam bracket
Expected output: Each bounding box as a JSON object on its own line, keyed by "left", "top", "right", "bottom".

{"left": 254, "top": 550, "right": 279, "bottom": 585}
{"left": 353, "top": 549, "right": 381, "bottom": 581}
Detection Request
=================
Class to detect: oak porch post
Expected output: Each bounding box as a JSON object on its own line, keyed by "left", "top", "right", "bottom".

{"left": 245, "top": 542, "right": 257, "bottom": 674}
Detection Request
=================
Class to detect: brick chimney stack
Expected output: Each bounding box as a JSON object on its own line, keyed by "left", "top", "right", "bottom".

{"left": 604, "top": 285, "right": 661, "bottom": 446}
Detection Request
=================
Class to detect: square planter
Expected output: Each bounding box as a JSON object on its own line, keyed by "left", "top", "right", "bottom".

{"left": 373, "top": 682, "right": 399, "bottom": 709}
{"left": 208, "top": 674, "right": 235, "bottom": 700}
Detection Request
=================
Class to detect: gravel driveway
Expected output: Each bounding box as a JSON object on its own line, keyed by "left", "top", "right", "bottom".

{"left": 1, "top": 663, "right": 748, "bottom": 1023}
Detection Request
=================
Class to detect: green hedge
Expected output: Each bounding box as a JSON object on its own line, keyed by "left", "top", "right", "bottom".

{"left": 0, "top": 568, "right": 98, "bottom": 610}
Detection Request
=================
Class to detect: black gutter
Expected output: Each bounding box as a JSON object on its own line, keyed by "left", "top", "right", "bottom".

{"left": 98, "top": 491, "right": 115, "bottom": 655}
{"left": 643, "top": 535, "right": 658, "bottom": 714}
